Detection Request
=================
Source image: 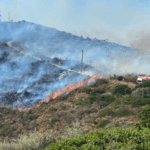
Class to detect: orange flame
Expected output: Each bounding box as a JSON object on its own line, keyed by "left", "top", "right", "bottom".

{"left": 18, "top": 75, "right": 101, "bottom": 112}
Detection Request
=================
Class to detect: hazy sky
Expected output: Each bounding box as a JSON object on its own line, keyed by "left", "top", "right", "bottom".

{"left": 0, "top": 0, "right": 150, "bottom": 48}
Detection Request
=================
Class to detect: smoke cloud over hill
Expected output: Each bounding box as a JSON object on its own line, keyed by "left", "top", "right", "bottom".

{"left": 0, "top": 21, "right": 150, "bottom": 110}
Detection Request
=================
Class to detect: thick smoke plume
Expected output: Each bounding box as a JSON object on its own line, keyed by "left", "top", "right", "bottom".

{"left": 0, "top": 21, "right": 150, "bottom": 110}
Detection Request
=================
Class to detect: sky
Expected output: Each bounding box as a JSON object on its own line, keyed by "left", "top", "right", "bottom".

{"left": 0, "top": 0, "right": 150, "bottom": 49}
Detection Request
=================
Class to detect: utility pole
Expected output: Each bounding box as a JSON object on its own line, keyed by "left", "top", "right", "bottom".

{"left": 81, "top": 49, "right": 83, "bottom": 73}
{"left": 8, "top": 12, "right": 10, "bottom": 22}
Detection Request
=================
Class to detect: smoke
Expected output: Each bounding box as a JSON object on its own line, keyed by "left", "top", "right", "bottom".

{"left": 126, "top": 28, "right": 150, "bottom": 52}
{"left": 0, "top": 21, "right": 150, "bottom": 110}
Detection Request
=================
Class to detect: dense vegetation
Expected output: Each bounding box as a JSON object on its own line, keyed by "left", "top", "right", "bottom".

{"left": 1, "top": 75, "right": 150, "bottom": 150}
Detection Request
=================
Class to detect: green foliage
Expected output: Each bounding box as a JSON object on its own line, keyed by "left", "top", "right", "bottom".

{"left": 111, "top": 84, "right": 131, "bottom": 95}
{"left": 91, "top": 88, "right": 105, "bottom": 95}
{"left": 114, "top": 107, "right": 131, "bottom": 117}
{"left": 75, "top": 99, "right": 85, "bottom": 106}
{"left": 59, "top": 104, "right": 66, "bottom": 110}
{"left": 2, "top": 125, "right": 11, "bottom": 133}
{"left": 99, "top": 108, "right": 115, "bottom": 117}
{"left": 96, "top": 119, "right": 111, "bottom": 128}
{"left": 89, "top": 94, "right": 98, "bottom": 104}
{"left": 102, "top": 95, "right": 116, "bottom": 104}
{"left": 80, "top": 87, "right": 92, "bottom": 94}
{"left": 92, "top": 118, "right": 98, "bottom": 124}
{"left": 28, "top": 113, "right": 39, "bottom": 120}
{"left": 91, "top": 78, "right": 108, "bottom": 87}
{"left": 135, "top": 105, "right": 150, "bottom": 130}
{"left": 114, "top": 95, "right": 134, "bottom": 105}
{"left": 117, "top": 76, "right": 123, "bottom": 81}
{"left": 67, "top": 99, "right": 72, "bottom": 102}
{"left": 131, "top": 87, "right": 150, "bottom": 100}
{"left": 43, "top": 127, "right": 150, "bottom": 150}
{"left": 49, "top": 107, "right": 57, "bottom": 113}
{"left": 133, "top": 80, "right": 150, "bottom": 92}
{"left": 46, "top": 117, "right": 59, "bottom": 127}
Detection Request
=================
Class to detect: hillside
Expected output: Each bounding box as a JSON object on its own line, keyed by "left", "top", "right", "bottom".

{"left": 1, "top": 75, "right": 150, "bottom": 149}
{"left": 0, "top": 21, "right": 150, "bottom": 149}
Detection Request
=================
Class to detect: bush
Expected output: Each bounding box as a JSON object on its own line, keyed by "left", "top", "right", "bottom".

{"left": 117, "top": 76, "right": 123, "bottom": 81}
{"left": 2, "top": 125, "right": 11, "bottom": 133}
{"left": 89, "top": 94, "right": 98, "bottom": 104}
{"left": 28, "top": 113, "right": 39, "bottom": 120}
{"left": 114, "top": 95, "right": 134, "bottom": 106}
{"left": 135, "top": 105, "right": 150, "bottom": 130}
{"left": 114, "top": 108, "right": 131, "bottom": 117}
{"left": 60, "top": 104, "right": 66, "bottom": 110}
{"left": 91, "top": 89, "right": 105, "bottom": 95}
{"left": 99, "top": 108, "right": 115, "bottom": 117}
{"left": 101, "top": 95, "right": 116, "bottom": 104}
{"left": 96, "top": 119, "right": 111, "bottom": 128}
{"left": 131, "top": 87, "right": 150, "bottom": 100}
{"left": 133, "top": 80, "right": 150, "bottom": 92}
{"left": 75, "top": 99, "right": 85, "bottom": 106}
{"left": 46, "top": 117, "right": 59, "bottom": 127}
{"left": 49, "top": 107, "right": 57, "bottom": 113}
{"left": 80, "top": 87, "right": 92, "bottom": 94}
{"left": 111, "top": 84, "right": 131, "bottom": 95}
{"left": 91, "top": 78, "right": 108, "bottom": 87}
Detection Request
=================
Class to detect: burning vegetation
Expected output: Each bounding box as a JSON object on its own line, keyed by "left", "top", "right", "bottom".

{"left": 0, "top": 74, "right": 150, "bottom": 149}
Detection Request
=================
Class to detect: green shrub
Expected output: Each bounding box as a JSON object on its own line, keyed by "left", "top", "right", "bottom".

{"left": 114, "top": 108, "right": 131, "bottom": 117}
{"left": 28, "top": 113, "right": 39, "bottom": 120}
{"left": 102, "top": 95, "right": 116, "bottom": 104}
{"left": 46, "top": 117, "right": 59, "bottom": 127}
{"left": 60, "top": 104, "right": 66, "bottom": 110}
{"left": 49, "top": 107, "right": 57, "bottom": 113}
{"left": 131, "top": 87, "right": 150, "bottom": 100}
{"left": 91, "top": 78, "right": 108, "bottom": 87}
{"left": 114, "top": 95, "right": 134, "bottom": 106}
{"left": 0, "top": 123, "right": 4, "bottom": 129}
{"left": 111, "top": 84, "right": 131, "bottom": 95}
{"left": 135, "top": 105, "right": 150, "bottom": 130}
{"left": 80, "top": 87, "right": 92, "bottom": 94}
{"left": 67, "top": 99, "right": 72, "bottom": 102}
{"left": 99, "top": 108, "right": 115, "bottom": 117}
{"left": 2, "top": 125, "right": 11, "bottom": 133}
{"left": 96, "top": 119, "right": 111, "bottom": 128}
{"left": 75, "top": 99, "right": 85, "bottom": 106}
{"left": 117, "top": 76, "right": 123, "bottom": 81}
{"left": 89, "top": 94, "right": 98, "bottom": 104}
{"left": 91, "top": 89, "right": 105, "bottom": 95}
{"left": 92, "top": 118, "right": 98, "bottom": 124}
{"left": 133, "top": 80, "right": 150, "bottom": 92}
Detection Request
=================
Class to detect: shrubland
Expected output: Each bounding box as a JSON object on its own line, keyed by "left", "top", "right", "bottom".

{"left": 1, "top": 75, "right": 150, "bottom": 149}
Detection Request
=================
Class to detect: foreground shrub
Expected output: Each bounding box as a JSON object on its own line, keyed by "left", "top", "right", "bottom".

{"left": 111, "top": 84, "right": 131, "bottom": 95}
{"left": 135, "top": 105, "right": 150, "bottom": 130}
{"left": 90, "top": 78, "right": 108, "bottom": 87}
{"left": 0, "top": 121, "right": 85, "bottom": 150}
{"left": 96, "top": 119, "right": 111, "bottom": 128}
{"left": 44, "top": 127, "right": 150, "bottom": 150}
